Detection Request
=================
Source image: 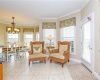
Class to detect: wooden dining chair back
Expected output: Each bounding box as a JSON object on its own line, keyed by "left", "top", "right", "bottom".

{"left": 6, "top": 42, "right": 17, "bottom": 62}
{"left": 17, "top": 42, "right": 27, "bottom": 58}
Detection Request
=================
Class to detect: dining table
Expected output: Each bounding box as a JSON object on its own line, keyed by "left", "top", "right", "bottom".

{"left": 2, "top": 46, "right": 27, "bottom": 51}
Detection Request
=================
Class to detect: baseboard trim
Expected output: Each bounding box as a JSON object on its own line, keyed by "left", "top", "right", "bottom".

{"left": 93, "top": 71, "right": 100, "bottom": 80}
{"left": 70, "top": 58, "right": 82, "bottom": 63}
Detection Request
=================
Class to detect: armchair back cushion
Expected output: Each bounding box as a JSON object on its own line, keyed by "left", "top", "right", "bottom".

{"left": 33, "top": 44, "right": 42, "bottom": 54}
{"left": 58, "top": 41, "right": 70, "bottom": 53}
{"left": 59, "top": 45, "right": 68, "bottom": 54}
{"left": 30, "top": 41, "right": 44, "bottom": 54}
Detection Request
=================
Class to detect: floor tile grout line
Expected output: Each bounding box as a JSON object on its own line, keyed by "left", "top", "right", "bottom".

{"left": 3, "top": 54, "right": 79, "bottom": 80}
{"left": 48, "top": 59, "right": 51, "bottom": 80}
{"left": 63, "top": 67, "right": 66, "bottom": 80}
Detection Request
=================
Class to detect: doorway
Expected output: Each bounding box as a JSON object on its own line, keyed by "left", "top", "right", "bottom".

{"left": 81, "top": 13, "right": 94, "bottom": 72}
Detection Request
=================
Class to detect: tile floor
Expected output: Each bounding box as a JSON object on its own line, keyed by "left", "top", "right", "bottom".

{"left": 3, "top": 55, "right": 72, "bottom": 80}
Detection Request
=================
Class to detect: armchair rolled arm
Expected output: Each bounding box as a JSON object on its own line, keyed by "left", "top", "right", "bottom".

{"left": 63, "top": 51, "right": 70, "bottom": 56}
{"left": 52, "top": 49, "right": 59, "bottom": 53}
{"left": 28, "top": 50, "right": 32, "bottom": 55}
{"left": 43, "top": 49, "right": 46, "bottom": 54}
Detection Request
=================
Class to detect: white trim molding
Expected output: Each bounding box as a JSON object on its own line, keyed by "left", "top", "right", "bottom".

{"left": 58, "top": 10, "right": 80, "bottom": 19}
{"left": 70, "top": 58, "right": 82, "bottom": 63}
{"left": 93, "top": 71, "right": 100, "bottom": 80}
{"left": 39, "top": 18, "right": 57, "bottom": 20}
{"left": 80, "top": 0, "right": 90, "bottom": 10}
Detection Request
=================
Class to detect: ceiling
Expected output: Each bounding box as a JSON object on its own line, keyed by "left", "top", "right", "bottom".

{"left": 0, "top": 0, "right": 89, "bottom": 26}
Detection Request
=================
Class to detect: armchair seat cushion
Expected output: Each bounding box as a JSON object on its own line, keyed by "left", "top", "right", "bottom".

{"left": 50, "top": 53, "right": 65, "bottom": 59}
{"left": 29, "top": 53, "right": 46, "bottom": 58}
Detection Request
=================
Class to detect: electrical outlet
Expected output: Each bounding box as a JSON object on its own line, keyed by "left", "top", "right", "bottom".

{"left": 99, "top": 73, "right": 100, "bottom": 76}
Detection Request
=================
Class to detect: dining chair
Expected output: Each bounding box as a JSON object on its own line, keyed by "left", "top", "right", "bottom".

{"left": 17, "top": 42, "right": 27, "bottom": 58}
{"left": 6, "top": 42, "right": 17, "bottom": 62}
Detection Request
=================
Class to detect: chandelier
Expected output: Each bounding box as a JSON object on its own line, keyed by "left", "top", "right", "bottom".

{"left": 7, "top": 17, "right": 20, "bottom": 34}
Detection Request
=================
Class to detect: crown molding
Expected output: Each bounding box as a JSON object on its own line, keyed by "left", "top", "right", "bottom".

{"left": 0, "top": 21, "right": 39, "bottom": 26}
{"left": 57, "top": 0, "right": 90, "bottom": 19}
{"left": 39, "top": 18, "right": 57, "bottom": 20}
{"left": 39, "top": 10, "right": 81, "bottom": 21}
{"left": 58, "top": 10, "right": 81, "bottom": 19}
{"left": 80, "top": 0, "right": 90, "bottom": 11}
{"left": 0, "top": 0, "right": 89, "bottom": 25}
{"left": 0, "top": 21, "right": 9, "bottom": 25}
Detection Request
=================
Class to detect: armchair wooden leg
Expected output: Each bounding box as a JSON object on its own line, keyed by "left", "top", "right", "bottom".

{"left": 29, "top": 61, "right": 30, "bottom": 66}
{"left": 68, "top": 59, "right": 69, "bottom": 62}
{"left": 44, "top": 60, "right": 46, "bottom": 64}
{"left": 62, "top": 63, "right": 64, "bottom": 68}
{"left": 50, "top": 60, "right": 52, "bottom": 63}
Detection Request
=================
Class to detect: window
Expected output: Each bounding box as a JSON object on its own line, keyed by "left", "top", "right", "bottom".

{"left": 61, "top": 26, "right": 75, "bottom": 53}
{"left": 24, "top": 33, "right": 33, "bottom": 47}
{"left": 43, "top": 29, "right": 56, "bottom": 48}
{"left": 36, "top": 32, "right": 39, "bottom": 41}
{"left": 7, "top": 33, "right": 19, "bottom": 42}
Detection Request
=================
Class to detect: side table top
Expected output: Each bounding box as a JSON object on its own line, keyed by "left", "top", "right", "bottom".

{"left": 47, "top": 46, "right": 55, "bottom": 48}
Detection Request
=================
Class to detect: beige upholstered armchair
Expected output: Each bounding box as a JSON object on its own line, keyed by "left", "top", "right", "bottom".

{"left": 50, "top": 41, "right": 70, "bottom": 67}
{"left": 28, "top": 41, "right": 46, "bottom": 65}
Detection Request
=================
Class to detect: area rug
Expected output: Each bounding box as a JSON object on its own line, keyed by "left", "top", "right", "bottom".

{"left": 66, "top": 62, "right": 97, "bottom": 80}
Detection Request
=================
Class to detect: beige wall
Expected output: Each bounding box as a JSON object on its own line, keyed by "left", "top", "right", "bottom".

{"left": 38, "top": 12, "right": 82, "bottom": 60}
{"left": 0, "top": 22, "right": 38, "bottom": 46}
{"left": 58, "top": 12, "right": 82, "bottom": 60}
{"left": 0, "top": 23, "right": 6, "bottom": 45}
{"left": 81, "top": 0, "right": 100, "bottom": 75}
{"left": 18, "top": 26, "right": 39, "bottom": 43}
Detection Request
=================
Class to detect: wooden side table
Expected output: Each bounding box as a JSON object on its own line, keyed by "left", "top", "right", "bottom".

{"left": 47, "top": 46, "right": 55, "bottom": 59}
{"left": 47, "top": 46, "right": 55, "bottom": 53}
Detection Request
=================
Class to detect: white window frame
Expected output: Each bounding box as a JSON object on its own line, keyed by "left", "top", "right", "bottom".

{"left": 60, "top": 26, "right": 76, "bottom": 55}
{"left": 43, "top": 29, "right": 56, "bottom": 48}
{"left": 36, "top": 32, "right": 39, "bottom": 41}
{"left": 24, "top": 32, "right": 34, "bottom": 47}
{"left": 7, "top": 33, "right": 20, "bottom": 43}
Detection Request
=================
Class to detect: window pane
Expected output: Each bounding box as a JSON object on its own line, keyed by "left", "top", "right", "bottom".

{"left": 7, "top": 33, "right": 19, "bottom": 42}
{"left": 43, "top": 29, "right": 56, "bottom": 48}
{"left": 36, "top": 32, "right": 39, "bottom": 41}
{"left": 61, "top": 26, "right": 75, "bottom": 53}
{"left": 24, "top": 33, "right": 33, "bottom": 47}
